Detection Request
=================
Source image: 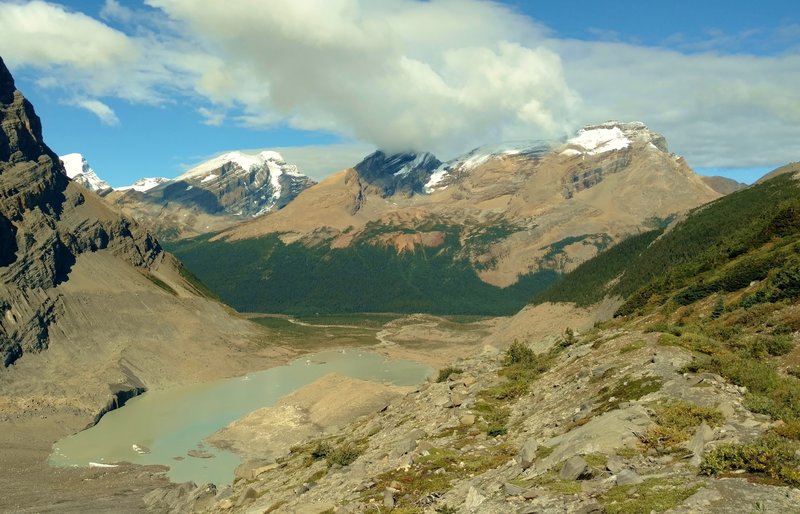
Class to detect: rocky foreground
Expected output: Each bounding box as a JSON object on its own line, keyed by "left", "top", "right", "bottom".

{"left": 146, "top": 320, "right": 800, "bottom": 513}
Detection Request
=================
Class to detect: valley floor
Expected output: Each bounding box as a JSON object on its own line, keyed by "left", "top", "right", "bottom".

{"left": 0, "top": 310, "right": 564, "bottom": 513}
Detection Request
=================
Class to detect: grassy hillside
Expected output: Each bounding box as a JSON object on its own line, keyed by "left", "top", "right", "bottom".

{"left": 535, "top": 171, "right": 800, "bottom": 486}
{"left": 166, "top": 229, "right": 558, "bottom": 316}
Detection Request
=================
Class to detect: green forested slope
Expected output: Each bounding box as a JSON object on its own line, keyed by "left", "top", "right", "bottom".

{"left": 166, "top": 230, "right": 557, "bottom": 315}
{"left": 536, "top": 172, "right": 800, "bottom": 314}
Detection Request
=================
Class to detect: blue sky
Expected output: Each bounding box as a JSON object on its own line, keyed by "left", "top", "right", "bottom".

{"left": 1, "top": 0, "right": 798, "bottom": 185}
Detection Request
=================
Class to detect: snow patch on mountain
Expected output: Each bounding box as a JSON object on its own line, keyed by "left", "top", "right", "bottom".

{"left": 425, "top": 141, "right": 551, "bottom": 192}
{"left": 117, "top": 177, "right": 170, "bottom": 192}
{"left": 562, "top": 121, "right": 666, "bottom": 158}
{"left": 59, "top": 153, "right": 111, "bottom": 192}
{"left": 567, "top": 126, "right": 631, "bottom": 155}
{"left": 391, "top": 153, "right": 438, "bottom": 177}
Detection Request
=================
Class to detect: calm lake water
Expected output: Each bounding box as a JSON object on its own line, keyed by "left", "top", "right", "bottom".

{"left": 48, "top": 350, "right": 431, "bottom": 485}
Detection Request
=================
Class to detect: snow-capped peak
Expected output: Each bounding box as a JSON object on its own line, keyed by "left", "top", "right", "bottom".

{"left": 177, "top": 150, "right": 301, "bottom": 181}
{"left": 116, "top": 177, "right": 170, "bottom": 193}
{"left": 59, "top": 153, "right": 111, "bottom": 192}
{"left": 561, "top": 121, "right": 667, "bottom": 157}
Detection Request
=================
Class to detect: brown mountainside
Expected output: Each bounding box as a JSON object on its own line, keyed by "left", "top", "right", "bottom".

{"left": 221, "top": 122, "right": 722, "bottom": 286}
{"left": 0, "top": 57, "right": 274, "bottom": 418}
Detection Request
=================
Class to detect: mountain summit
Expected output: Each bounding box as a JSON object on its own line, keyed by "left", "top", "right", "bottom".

{"left": 354, "top": 150, "right": 442, "bottom": 196}
{"left": 59, "top": 153, "right": 112, "bottom": 194}
{"left": 108, "top": 149, "right": 315, "bottom": 239}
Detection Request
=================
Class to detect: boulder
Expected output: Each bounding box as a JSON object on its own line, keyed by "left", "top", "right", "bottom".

{"left": 460, "top": 414, "right": 476, "bottom": 426}
{"left": 688, "top": 421, "right": 715, "bottom": 466}
{"left": 519, "top": 439, "right": 539, "bottom": 469}
{"left": 606, "top": 454, "right": 626, "bottom": 474}
{"left": 559, "top": 456, "right": 591, "bottom": 480}
{"left": 383, "top": 487, "right": 396, "bottom": 508}
{"left": 615, "top": 469, "right": 643, "bottom": 486}
{"left": 464, "top": 486, "right": 486, "bottom": 510}
{"left": 504, "top": 482, "right": 524, "bottom": 496}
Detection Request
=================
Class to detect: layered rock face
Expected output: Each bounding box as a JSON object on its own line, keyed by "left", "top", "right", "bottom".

{"left": 353, "top": 151, "right": 442, "bottom": 197}
{"left": 0, "top": 57, "right": 161, "bottom": 366}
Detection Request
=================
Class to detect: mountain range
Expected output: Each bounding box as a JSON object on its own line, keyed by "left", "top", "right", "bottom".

{"left": 58, "top": 150, "right": 316, "bottom": 240}
{"left": 2, "top": 50, "right": 799, "bottom": 514}
{"left": 167, "top": 121, "right": 740, "bottom": 315}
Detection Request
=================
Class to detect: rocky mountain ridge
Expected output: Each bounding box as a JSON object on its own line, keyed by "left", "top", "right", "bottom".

{"left": 60, "top": 153, "right": 112, "bottom": 194}
{"left": 169, "top": 120, "right": 724, "bottom": 315}
{"left": 0, "top": 59, "right": 162, "bottom": 366}
{"left": 105, "top": 150, "right": 315, "bottom": 240}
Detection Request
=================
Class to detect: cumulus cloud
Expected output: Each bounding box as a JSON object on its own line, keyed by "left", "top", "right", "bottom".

{"left": 197, "top": 107, "right": 225, "bottom": 127}
{"left": 71, "top": 98, "right": 120, "bottom": 125}
{"left": 0, "top": 0, "right": 798, "bottom": 169}
{"left": 0, "top": 0, "right": 220, "bottom": 105}
{"left": 554, "top": 39, "right": 800, "bottom": 167}
{"left": 145, "top": 0, "right": 578, "bottom": 155}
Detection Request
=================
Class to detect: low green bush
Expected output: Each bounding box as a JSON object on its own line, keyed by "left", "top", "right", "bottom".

{"left": 700, "top": 434, "right": 800, "bottom": 486}
{"left": 436, "top": 366, "right": 463, "bottom": 383}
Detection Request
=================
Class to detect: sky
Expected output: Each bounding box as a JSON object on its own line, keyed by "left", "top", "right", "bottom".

{"left": 0, "top": 0, "right": 798, "bottom": 186}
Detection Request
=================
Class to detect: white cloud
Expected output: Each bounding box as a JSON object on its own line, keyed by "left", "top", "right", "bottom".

{"left": 145, "top": 0, "right": 578, "bottom": 155}
{"left": 0, "top": 0, "right": 798, "bottom": 170}
{"left": 197, "top": 107, "right": 225, "bottom": 127}
{"left": 272, "top": 143, "right": 375, "bottom": 180}
{"left": 553, "top": 39, "right": 800, "bottom": 167}
{"left": 72, "top": 98, "right": 119, "bottom": 125}
{"left": 99, "top": 0, "right": 134, "bottom": 24}
{"left": 0, "top": 1, "right": 137, "bottom": 69}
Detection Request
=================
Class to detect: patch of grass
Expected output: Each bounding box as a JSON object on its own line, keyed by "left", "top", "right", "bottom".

{"left": 367, "top": 445, "right": 514, "bottom": 508}
{"left": 144, "top": 273, "right": 177, "bottom": 296}
{"left": 731, "top": 334, "right": 795, "bottom": 358}
{"left": 638, "top": 425, "right": 690, "bottom": 451}
{"left": 583, "top": 453, "right": 609, "bottom": 469}
{"left": 620, "top": 340, "right": 646, "bottom": 353}
{"left": 772, "top": 420, "right": 800, "bottom": 441}
{"left": 699, "top": 353, "right": 800, "bottom": 421}
{"left": 473, "top": 400, "right": 510, "bottom": 437}
{"left": 530, "top": 470, "right": 583, "bottom": 495}
{"left": 700, "top": 434, "right": 800, "bottom": 486}
{"left": 436, "top": 366, "right": 463, "bottom": 383}
{"left": 614, "top": 446, "right": 642, "bottom": 458}
{"left": 652, "top": 401, "right": 725, "bottom": 432}
{"left": 596, "top": 375, "right": 663, "bottom": 414}
{"left": 601, "top": 477, "right": 701, "bottom": 514}
{"left": 536, "top": 445, "right": 555, "bottom": 459}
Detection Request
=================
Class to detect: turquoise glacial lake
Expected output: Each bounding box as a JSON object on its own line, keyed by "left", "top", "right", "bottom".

{"left": 48, "top": 350, "right": 431, "bottom": 485}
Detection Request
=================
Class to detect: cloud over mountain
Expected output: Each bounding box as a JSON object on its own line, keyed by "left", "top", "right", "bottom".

{"left": 0, "top": 0, "right": 798, "bottom": 167}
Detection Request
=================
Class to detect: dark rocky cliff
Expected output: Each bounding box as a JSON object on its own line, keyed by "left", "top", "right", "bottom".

{"left": 0, "top": 56, "right": 162, "bottom": 366}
